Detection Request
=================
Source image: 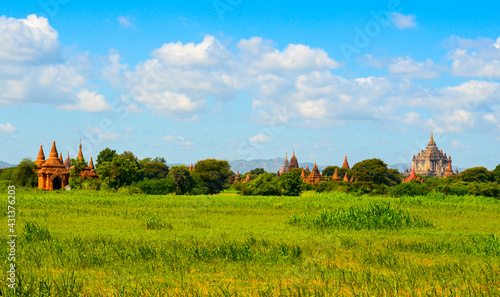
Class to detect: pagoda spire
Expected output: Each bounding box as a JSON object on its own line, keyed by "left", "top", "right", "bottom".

{"left": 35, "top": 145, "right": 46, "bottom": 167}
{"left": 88, "top": 157, "right": 95, "bottom": 170}
{"left": 343, "top": 172, "right": 349, "bottom": 182}
{"left": 49, "top": 141, "right": 58, "bottom": 159}
{"left": 342, "top": 155, "right": 350, "bottom": 169}
{"left": 444, "top": 157, "right": 454, "bottom": 177}
{"left": 189, "top": 163, "right": 194, "bottom": 171}
{"left": 77, "top": 139, "right": 84, "bottom": 160}
{"left": 332, "top": 168, "right": 340, "bottom": 181}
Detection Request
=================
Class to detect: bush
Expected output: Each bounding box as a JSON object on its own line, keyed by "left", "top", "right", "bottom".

{"left": 239, "top": 173, "right": 280, "bottom": 196}
{"left": 388, "top": 181, "right": 428, "bottom": 197}
{"left": 137, "top": 178, "right": 176, "bottom": 195}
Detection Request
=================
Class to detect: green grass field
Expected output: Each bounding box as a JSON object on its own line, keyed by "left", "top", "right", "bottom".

{"left": 3, "top": 189, "right": 500, "bottom": 296}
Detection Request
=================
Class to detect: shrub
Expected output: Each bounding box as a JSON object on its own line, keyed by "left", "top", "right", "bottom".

{"left": 137, "top": 178, "right": 176, "bottom": 195}
{"left": 388, "top": 181, "right": 428, "bottom": 197}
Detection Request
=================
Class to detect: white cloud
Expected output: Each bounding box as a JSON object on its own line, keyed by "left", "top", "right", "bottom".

{"left": 162, "top": 134, "right": 193, "bottom": 148}
{"left": 162, "top": 135, "right": 175, "bottom": 141}
{"left": 484, "top": 114, "right": 497, "bottom": 124}
{"left": 135, "top": 91, "right": 205, "bottom": 118}
{"left": 85, "top": 126, "right": 121, "bottom": 141}
{"left": 448, "top": 37, "right": 500, "bottom": 78}
{"left": 118, "top": 16, "right": 135, "bottom": 28}
{"left": 60, "top": 89, "right": 111, "bottom": 112}
{"left": 0, "top": 15, "right": 105, "bottom": 111}
{"left": 151, "top": 35, "right": 232, "bottom": 67}
{"left": 0, "top": 14, "right": 60, "bottom": 64}
{"left": 249, "top": 133, "right": 271, "bottom": 143}
{"left": 388, "top": 56, "right": 440, "bottom": 79}
{"left": 0, "top": 123, "right": 16, "bottom": 133}
{"left": 254, "top": 43, "right": 342, "bottom": 72}
{"left": 390, "top": 13, "right": 417, "bottom": 30}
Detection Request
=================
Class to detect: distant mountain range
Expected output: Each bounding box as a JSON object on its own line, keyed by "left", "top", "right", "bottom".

{"left": 228, "top": 158, "right": 325, "bottom": 174}
{"left": 0, "top": 161, "right": 15, "bottom": 169}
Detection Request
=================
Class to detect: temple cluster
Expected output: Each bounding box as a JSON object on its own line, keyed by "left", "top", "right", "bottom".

{"left": 35, "top": 141, "right": 98, "bottom": 190}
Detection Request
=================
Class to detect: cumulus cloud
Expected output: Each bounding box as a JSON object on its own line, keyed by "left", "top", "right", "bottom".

{"left": 448, "top": 36, "right": 500, "bottom": 78}
{"left": 162, "top": 134, "right": 193, "bottom": 148}
{"left": 61, "top": 89, "right": 111, "bottom": 112}
{"left": 248, "top": 133, "right": 271, "bottom": 143}
{"left": 388, "top": 56, "right": 440, "bottom": 79}
{"left": 390, "top": 13, "right": 417, "bottom": 29}
{"left": 0, "top": 15, "right": 108, "bottom": 111}
{"left": 0, "top": 14, "right": 60, "bottom": 64}
{"left": 0, "top": 123, "right": 16, "bottom": 133}
{"left": 363, "top": 55, "right": 441, "bottom": 79}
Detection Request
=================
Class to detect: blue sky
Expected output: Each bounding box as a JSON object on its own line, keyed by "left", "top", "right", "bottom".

{"left": 1, "top": 0, "right": 499, "bottom": 170}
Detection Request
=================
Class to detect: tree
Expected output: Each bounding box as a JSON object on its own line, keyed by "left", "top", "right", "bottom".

{"left": 494, "top": 164, "right": 500, "bottom": 181}
{"left": 95, "top": 155, "right": 138, "bottom": 189}
{"left": 70, "top": 157, "right": 87, "bottom": 175}
{"left": 194, "top": 159, "right": 231, "bottom": 194}
{"left": 96, "top": 148, "right": 116, "bottom": 169}
{"left": 459, "top": 167, "right": 496, "bottom": 183}
{"left": 167, "top": 165, "right": 194, "bottom": 194}
{"left": 244, "top": 173, "right": 280, "bottom": 196}
{"left": 140, "top": 158, "right": 169, "bottom": 180}
{"left": 12, "top": 158, "right": 38, "bottom": 187}
{"left": 322, "top": 166, "right": 349, "bottom": 178}
{"left": 278, "top": 171, "right": 303, "bottom": 196}
{"left": 351, "top": 159, "right": 400, "bottom": 186}
{"left": 250, "top": 168, "right": 266, "bottom": 176}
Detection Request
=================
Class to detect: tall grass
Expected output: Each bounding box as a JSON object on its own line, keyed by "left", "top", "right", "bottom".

{"left": 288, "top": 203, "right": 433, "bottom": 230}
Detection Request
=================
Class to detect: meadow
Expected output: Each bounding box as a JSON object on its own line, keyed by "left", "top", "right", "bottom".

{"left": 2, "top": 189, "right": 500, "bottom": 296}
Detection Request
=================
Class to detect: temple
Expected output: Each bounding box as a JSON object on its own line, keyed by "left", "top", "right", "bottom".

{"left": 36, "top": 141, "right": 98, "bottom": 190}
{"left": 277, "top": 153, "right": 290, "bottom": 176}
{"left": 36, "top": 141, "right": 70, "bottom": 190}
{"left": 305, "top": 161, "right": 323, "bottom": 184}
{"left": 411, "top": 133, "right": 454, "bottom": 177}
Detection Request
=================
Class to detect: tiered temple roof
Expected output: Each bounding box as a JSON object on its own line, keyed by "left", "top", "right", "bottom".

{"left": 37, "top": 141, "right": 70, "bottom": 190}
{"left": 412, "top": 133, "right": 452, "bottom": 177}
{"left": 305, "top": 161, "right": 322, "bottom": 184}
{"left": 289, "top": 151, "right": 299, "bottom": 171}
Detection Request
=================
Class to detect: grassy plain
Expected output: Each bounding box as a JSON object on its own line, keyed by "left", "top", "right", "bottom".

{"left": 2, "top": 189, "right": 500, "bottom": 296}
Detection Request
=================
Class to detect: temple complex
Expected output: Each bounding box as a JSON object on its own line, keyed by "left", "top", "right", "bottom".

{"left": 36, "top": 141, "right": 98, "bottom": 190}
{"left": 36, "top": 141, "right": 70, "bottom": 190}
{"left": 412, "top": 134, "right": 454, "bottom": 177}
